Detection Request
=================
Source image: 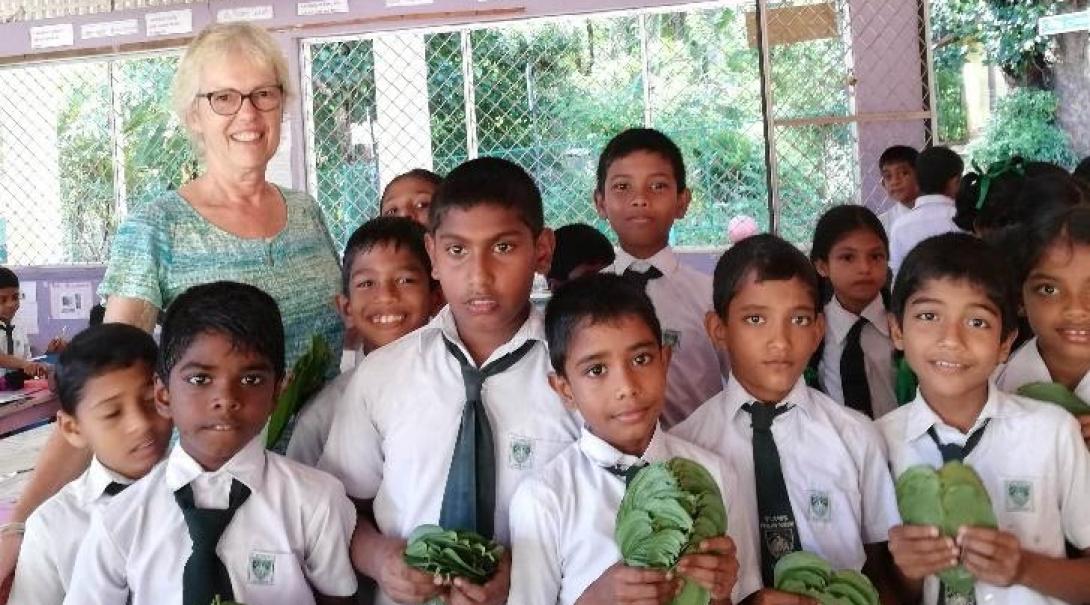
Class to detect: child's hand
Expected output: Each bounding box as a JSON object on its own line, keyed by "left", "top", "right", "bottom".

{"left": 376, "top": 539, "right": 444, "bottom": 604}
{"left": 741, "top": 588, "right": 819, "bottom": 604}
{"left": 957, "top": 526, "right": 1023, "bottom": 587}
{"left": 888, "top": 524, "right": 959, "bottom": 580}
{"left": 1078, "top": 416, "right": 1090, "bottom": 450}
{"left": 20, "top": 361, "right": 47, "bottom": 379}
{"left": 578, "top": 563, "right": 679, "bottom": 605}
{"left": 447, "top": 550, "right": 511, "bottom": 605}
{"left": 676, "top": 536, "right": 739, "bottom": 601}
{"left": 45, "top": 337, "right": 65, "bottom": 354}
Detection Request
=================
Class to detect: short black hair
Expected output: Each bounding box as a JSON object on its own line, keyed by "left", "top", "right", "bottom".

{"left": 712, "top": 233, "right": 821, "bottom": 317}
{"left": 879, "top": 145, "right": 919, "bottom": 169}
{"left": 0, "top": 268, "right": 18, "bottom": 290}
{"left": 1010, "top": 205, "right": 1090, "bottom": 293}
{"left": 429, "top": 157, "right": 543, "bottom": 236}
{"left": 1074, "top": 156, "right": 1090, "bottom": 186}
{"left": 341, "top": 216, "right": 433, "bottom": 295}
{"left": 548, "top": 223, "right": 615, "bottom": 281}
{"left": 157, "top": 281, "right": 285, "bottom": 382}
{"left": 544, "top": 273, "right": 662, "bottom": 375}
{"left": 810, "top": 205, "right": 888, "bottom": 262}
{"left": 55, "top": 323, "right": 157, "bottom": 416}
{"left": 381, "top": 168, "right": 442, "bottom": 201}
{"left": 891, "top": 233, "right": 1017, "bottom": 339}
{"left": 915, "top": 146, "right": 964, "bottom": 195}
{"left": 596, "top": 128, "right": 687, "bottom": 193}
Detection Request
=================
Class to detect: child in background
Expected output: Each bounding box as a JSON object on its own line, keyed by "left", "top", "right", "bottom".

{"left": 881, "top": 233, "right": 1090, "bottom": 604}
{"left": 508, "top": 273, "right": 760, "bottom": 604}
{"left": 66, "top": 282, "right": 357, "bottom": 605}
{"left": 0, "top": 268, "right": 51, "bottom": 380}
{"left": 8, "top": 324, "right": 171, "bottom": 604}
{"left": 287, "top": 216, "right": 437, "bottom": 467}
{"left": 380, "top": 168, "right": 442, "bottom": 227}
{"left": 889, "top": 146, "right": 964, "bottom": 276}
{"left": 595, "top": 128, "right": 726, "bottom": 428}
{"left": 546, "top": 223, "right": 615, "bottom": 291}
{"left": 810, "top": 205, "right": 898, "bottom": 418}
{"left": 876, "top": 145, "right": 920, "bottom": 235}
{"left": 672, "top": 234, "right": 900, "bottom": 600}
{"left": 995, "top": 205, "right": 1090, "bottom": 448}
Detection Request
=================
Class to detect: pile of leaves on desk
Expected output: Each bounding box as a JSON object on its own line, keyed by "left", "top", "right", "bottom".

{"left": 403, "top": 524, "right": 505, "bottom": 584}
{"left": 773, "top": 551, "right": 879, "bottom": 605}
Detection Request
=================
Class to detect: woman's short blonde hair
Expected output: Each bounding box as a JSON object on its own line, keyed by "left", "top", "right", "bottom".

{"left": 171, "top": 23, "right": 293, "bottom": 131}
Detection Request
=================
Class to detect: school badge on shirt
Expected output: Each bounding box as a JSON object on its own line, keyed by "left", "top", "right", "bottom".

{"left": 807, "top": 490, "right": 831, "bottom": 522}
{"left": 1004, "top": 479, "right": 1034, "bottom": 512}
{"left": 663, "top": 329, "right": 681, "bottom": 350}
{"left": 508, "top": 436, "right": 535, "bottom": 470}
{"left": 248, "top": 552, "right": 276, "bottom": 585}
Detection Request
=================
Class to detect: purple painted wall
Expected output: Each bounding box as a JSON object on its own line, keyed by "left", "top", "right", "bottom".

{"left": 8, "top": 265, "right": 105, "bottom": 354}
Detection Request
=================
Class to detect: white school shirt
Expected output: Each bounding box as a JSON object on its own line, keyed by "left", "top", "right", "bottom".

{"left": 0, "top": 320, "right": 31, "bottom": 376}
{"left": 877, "top": 200, "right": 911, "bottom": 237}
{"left": 819, "top": 295, "right": 898, "bottom": 418}
{"left": 877, "top": 386, "right": 1090, "bottom": 605}
{"left": 286, "top": 351, "right": 362, "bottom": 467}
{"left": 672, "top": 377, "right": 900, "bottom": 574}
{"left": 9, "top": 458, "right": 133, "bottom": 605}
{"left": 889, "top": 194, "right": 960, "bottom": 276}
{"left": 994, "top": 337, "right": 1090, "bottom": 402}
{"left": 603, "top": 247, "right": 727, "bottom": 428}
{"left": 509, "top": 425, "right": 764, "bottom": 605}
{"left": 317, "top": 306, "right": 580, "bottom": 605}
{"left": 65, "top": 436, "right": 357, "bottom": 605}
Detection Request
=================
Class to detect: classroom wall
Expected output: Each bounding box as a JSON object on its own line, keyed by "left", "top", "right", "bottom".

{"left": 9, "top": 265, "right": 105, "bottom": 354}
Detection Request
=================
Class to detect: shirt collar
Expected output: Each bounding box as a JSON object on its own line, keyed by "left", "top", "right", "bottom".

{"left": 427, "top": 304, "right": 545, "bottom": 367}
{"left": 824, "top": 295, "right": 889, "bottom": 343}
{"left": 914, "top": 194, "right": 954, "bottom": 208}
{"left": 902, "top": 382, "right": 1016, "bottom": 442}
{"left": 165, "top": 434, "right": 267, "bottom": 494}
{"left": 578, "top": 423, "right": 669, "bottom": 469}
{"left": 81, "top": 456, "right": 136, "bottom": 505}
{"left": 721, "top": 374, "right": 813, "bottom": 421}
{"left": 612, "top": 246, "right": 680, "bottom": 278}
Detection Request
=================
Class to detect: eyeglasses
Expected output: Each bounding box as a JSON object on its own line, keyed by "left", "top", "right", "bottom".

{"left": 196, "top": 85, "right": 283, "bottom": 116}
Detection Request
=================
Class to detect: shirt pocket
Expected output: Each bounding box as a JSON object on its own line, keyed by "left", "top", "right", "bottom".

{"left": 995, "top": 474, "right": 1045, "bottom": 547}
{"left": 502, "top": 432, "right": 570, "bottom": 472}
{"left": 236, "top": 550, "right": 314, "bottom": 605}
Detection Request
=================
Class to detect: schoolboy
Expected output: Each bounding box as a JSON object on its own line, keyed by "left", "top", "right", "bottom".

{"left": 595, "top": 128, "right": 725, "bottom": 428}
{"left": 672, "top": 234, "right": 900, "bottom": 600}
{"left": 288, "top": 216, "right": 437, "bottom": 467}
{"left": 881, "top": 233, "right": 1090, "bottom": 604}
{"left": 318, "top": 157, "right": 580, "bottom": 605}
{"left": 546, "top": 222, "right": 615, "bottom": 291}
{"left": 66, "top": 281, "right": 357, "bottom": 605}
{"left": 508, "top": 273, "right": 761, "bottom": 604}
{"left": 380, "top": 168, "right": 442, "bottom": 227}
{"left": 0, "top": 268, "right": 50, "bottom": 379}
{"left": 890, "top": 146, "right": 964, "bottom": 275}
{"left": 876, "top": 145, "right": 920, "bottom": 235}
{"left": 7, "top": 324, "right": 171, "bottom": 604}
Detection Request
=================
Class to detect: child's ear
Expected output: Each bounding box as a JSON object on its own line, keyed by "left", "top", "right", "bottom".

{"left": 424, "top": 233, "right": 440, "bottom": 281}
{"left": 56, "top": 410, "right": 89, "bottom": 450}
{"left": 659, "top": 343, "right": 673, "bottom": 368}
{"left": 533, "top": 228, "right": 556, "bottom": 276}
{"left": 887, "top": 312, "right": 905, "bottom": 351}
{"left": 334, "top": 293, "right": 352, "bottom": 328}
{"left": 814, "top": 259, "right": 829, "bottom": 278}
{"left": 547, "top": 372, "right": 578, "bottom": 412}
{"left": 675, "top": 188, "right": 692, "bottom": 219}
{"left": 592, "top": 190, "right": 608, "bottom": 220}
{"left": 154, "top": 376, "right": 173, "bottom": 420}
{"left": 998, "top": 328, "right": 1018, "bottom": 364}
{"left": 704, "top": 310, "right": 729, "bottom": 351}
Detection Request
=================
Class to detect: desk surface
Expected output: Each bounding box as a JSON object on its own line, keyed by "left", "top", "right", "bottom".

{"left": 0, "top": 384, "right": 57, "bottom": 439}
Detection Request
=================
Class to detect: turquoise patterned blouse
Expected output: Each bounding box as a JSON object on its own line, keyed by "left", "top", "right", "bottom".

{"left": 99, "top": 187, "right": 344, "bottom": 371}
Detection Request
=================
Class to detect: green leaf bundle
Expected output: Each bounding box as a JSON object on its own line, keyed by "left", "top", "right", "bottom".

{"left": 403, "top": 524, "right": 505, "bottom": 585}
{"left": 615, "top": 457, "right": 728, "bottom": 605}
{"left": 773, "top": 551, "right": 879, "bottom": 605}
{"left": 895, "top": 462, "right": 997, "bottom": 596}
{"left": 1017, "top": 381, "right": 1090, "bottom": 417}
{"left": 266, "top": 334, "right": 332, "bottom": 448}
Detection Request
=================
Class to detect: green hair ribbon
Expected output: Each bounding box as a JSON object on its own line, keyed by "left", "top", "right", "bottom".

{"left": 971, "top": 157, "right": 1025, "bottom": 210}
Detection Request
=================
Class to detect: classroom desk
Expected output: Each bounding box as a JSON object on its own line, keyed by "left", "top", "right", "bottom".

{"left": 0, "top": 384, "right": 57, "bottom": 439}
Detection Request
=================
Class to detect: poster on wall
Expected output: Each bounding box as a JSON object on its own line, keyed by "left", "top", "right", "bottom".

{"left": 50, "top": 282, "right": 94, "bottom": 321}
{"left": 12, "top": 281, "right": 39, "bottom": 335}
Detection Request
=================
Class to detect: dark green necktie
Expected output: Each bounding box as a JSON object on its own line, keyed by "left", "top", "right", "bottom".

{"left": 622, "top": 265, "right": 663, "bottom": 291}
{"left": 439, "top": 338, "right": 536, "bottom": 539}
{"left": 174, "top": 479, "right": 252, "bottom": 605}
{"left": 742, "top": 401, "right": 800, "bottom": 587}
{"left": 0, "top": 322, "right": 13, "bottom": 355}
{"left": 840, "top": 318, "right": 873, "bottom": 418}
{"left": 605, "top": 460, "right": 648, "bottom": 486}
{"left": 103, "top": 481, "right": 128, "bottom": 497}
{"left": 927, "top": 420, "right": 989, "bottom": 605}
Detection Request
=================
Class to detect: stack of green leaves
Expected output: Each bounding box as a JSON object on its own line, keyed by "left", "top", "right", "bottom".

{"left": 773, "top": 551, "right": 879, "bottom": 605}
{"left": 402, "top": 524, "right": 505, "bottom": 584}
{"left": 615, "top": 457, "right": 727, "bottom": 605}
{"left": 210, "top": 597, "right": 244, "bottom": 605}
{"left": 895, "top": 462, "right": 997, "bottom": 597}
{"left": 266, "top": 335, "right": 332, "bottom": 448}
{"left": 1017, "top": 381, "right": 1090, "bottom": 416}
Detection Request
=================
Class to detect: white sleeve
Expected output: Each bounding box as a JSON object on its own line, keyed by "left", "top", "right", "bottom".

{"left": 316, "top": 368, "right": 384, "bottom": 500}
{"left": 856, "top": 422, "right": 901, "bottom": 544}
{"left": 507, "top": 479, "right": 563, "bottom": 605}
{"left": 1057, "top": 414, "right": 1090, "bottom": 548}
{"left": 286, "top": 378, "right": 344, "bottom": 467}
{"left": 302, "top": 476, "right": 359, "bottom": 597}
{"left": 62, "top": 514, "right": 130, "bottom": 605}
{"left": 8, "top": 512, "right": 65, "bottom": 605}
{"left": 717, "top": 463, "right": 763, "bottom": 601}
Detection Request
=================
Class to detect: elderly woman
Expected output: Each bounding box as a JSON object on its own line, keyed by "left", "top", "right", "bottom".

{"left": 0, "top": 24, "right": 343, "bottom": 595}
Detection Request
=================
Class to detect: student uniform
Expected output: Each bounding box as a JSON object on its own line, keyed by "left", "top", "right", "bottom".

{"left": 819, "top": 295, "right": 898, "bottom": 418}
{"left": 8, "top": 458, "right": 134, "bottom": 605}
{"left": 672, "top": 376, "right": 900, "bottom": 575}
{"left": 995, "top": 337, "right": 1090, "bottom": 401}
{"left": 877, "top": 386, "right": 1090, "bottom": 605}
{"left": 317, "top": 306, "right": 580, "bottom": 605}
{"left": 287, "top": 357, "right": 360, "bottom": 467}
{"left": 508, "top": 425, "right": 763, "bottom": 604}
{"left": 889, "top": 194, "right": 961, "bottom": 276}
{"left": 0, "top": 319, "right": 31, "bottom": 377}
{"left": 65, "top": 436, "right": 357, "bottom": 605}
{"left": 877, "top": 200, "right": 911, "bottom": 238}
{"left": 603, "top": 247, "right": 726, "bottom": 428}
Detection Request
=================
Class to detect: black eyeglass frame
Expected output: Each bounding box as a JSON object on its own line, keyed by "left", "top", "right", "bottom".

{"left": 195, "top": 84, "right": 284, "bottom": 116}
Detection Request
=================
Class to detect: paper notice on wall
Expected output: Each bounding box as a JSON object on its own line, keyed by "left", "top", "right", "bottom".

{"left": 217, "top": 5, "right": 275, "bottom": 23}
{"left": 386, "top": 0, "right": 433, "bottom": 6}
{"left": 18, "top": 282, "right": 36, "bottom": 305}
{"left": 145, "top": 9, "right": 193, "bottom": 37}
{"left": 12, "top": 303, "right": 38, "bottom": 336}
{"left": 30, "top": 24, "right": 74, "bottom": 49}
{"left": 50, "top": 282, "right": 94, "bottom": 321}
{"left": 297, "top": 0, "right": 349, "bottom": 16}
{"left": 81, "top": 19, "right": 140, "bottom": 40}
{"left": 266, "top": 121, "right": 293, "bottom": 188}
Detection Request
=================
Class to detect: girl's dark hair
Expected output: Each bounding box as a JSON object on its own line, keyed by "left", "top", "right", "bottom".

{"left": 954, "top": 159, "right": 1073, "bottom": 233}
{"left": 810, "top": 205, "right": 888, "bottom": 262}
{"left": 1010, "top": 205, "right": 1090, "bottom": 294}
